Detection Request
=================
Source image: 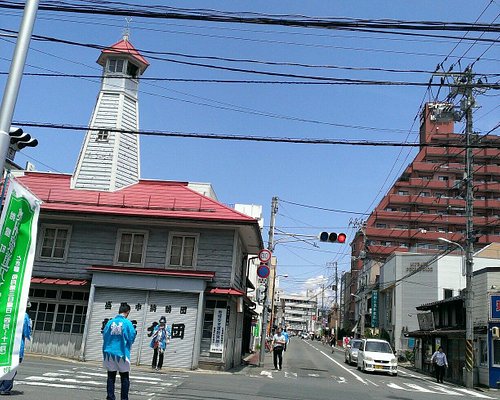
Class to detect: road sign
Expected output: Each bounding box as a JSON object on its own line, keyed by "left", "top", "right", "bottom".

{"left": 257, "top": 263, "right": 270, "bottom": 279}
{"left": 258, "top": 249, "right": 272, "bottom": 263}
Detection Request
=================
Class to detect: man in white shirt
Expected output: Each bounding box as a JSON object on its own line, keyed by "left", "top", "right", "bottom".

{"left": 272, "top": 328, "right": 287, "bottom": 370}
{"left": 431, "top": 346, "right": 448, "bottom": 383}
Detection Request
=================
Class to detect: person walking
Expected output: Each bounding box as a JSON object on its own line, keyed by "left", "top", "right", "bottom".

{"left": 102, "top": 303, "right": 136, "bottom": 400}
{"left": 431, "top": 346, "right": 448, "bottom": 383}
{"left": 272, "top": 327, "right": 287, "bottom": 370}
{"left": 282, "top": 328, "right": 289, "bottom": 351}
{"left": 0, "top": 301, "right": 32, "bottom": 395}
{"left": 150, "top": 316, "right": 171, "bottom": 371}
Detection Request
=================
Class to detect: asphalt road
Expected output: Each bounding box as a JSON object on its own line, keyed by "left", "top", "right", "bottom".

{"left": 6, "top": 339, "right": 497, "bottom": 400}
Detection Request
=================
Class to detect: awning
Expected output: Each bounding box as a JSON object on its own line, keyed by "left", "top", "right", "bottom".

{"left": 208, "top": 287, "right": 245, "bottom": 296}
{"left": 407, "top": 329, "right": 465, "bottom": 338}
{"left": 31, "top": 277, "right": 89, "bottom": 286}
{"left": 89, "top": 265, "right": 215, "bottom": 280}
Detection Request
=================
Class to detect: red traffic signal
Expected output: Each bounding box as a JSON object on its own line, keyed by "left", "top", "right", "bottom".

{"left": 319, "top": 232, "right": 347, "bottom": 243}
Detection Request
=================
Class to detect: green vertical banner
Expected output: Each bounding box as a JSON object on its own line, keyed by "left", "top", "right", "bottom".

{"left": 0, "top": 179, "right": 40, "bottom": 378}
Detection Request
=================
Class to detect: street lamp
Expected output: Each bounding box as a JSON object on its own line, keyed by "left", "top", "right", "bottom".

{"left": 438, "top": 237, "right": 466, "bottom": 276}
{"left": 438, "top": 237, "right": 474, "bottom": 387}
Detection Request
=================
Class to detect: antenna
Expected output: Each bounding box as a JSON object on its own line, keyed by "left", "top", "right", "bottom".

{"left": 123, "top": 17, "right": 132, "bottom": 40}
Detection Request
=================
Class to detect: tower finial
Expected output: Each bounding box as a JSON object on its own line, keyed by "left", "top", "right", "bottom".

{"left": 123, "top": 17, "right": 132, "bottom": 41}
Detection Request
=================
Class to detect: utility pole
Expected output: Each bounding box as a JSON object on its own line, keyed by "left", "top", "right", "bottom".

{"left": 334, "top": 262, "right": 338, "bottom": 340}
{"left": 463, "top": 68, "right": 475, "bottom": 389}
{"left": 258, "top": 196, "right": 278, "bottom": 367}
{"left": 0, "top": 0, "right": 39, "bottom": 174}
{"left": 433, "top": 67, "right": 478, "bottom": 388}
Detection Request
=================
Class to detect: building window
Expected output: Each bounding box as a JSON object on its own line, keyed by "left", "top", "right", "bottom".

{"left": 126, "top": 61, "right": 139, "bottom": 78}
{"left": 116, "top": 230, "right": 148, "bottom": 265}
{"left": 398, "top": 191, "right": 409, "bottom": 196}
{"left": 493, "top": 340, "right": 500, "bottom": 366}
{"left": 419, "top": 191, "right": 430, "bottom": 197}
{"left": 27, "top": 289, "right": 89, "bottom": 334}
{"left": 480, "top": 338, "right": 488, "bottom": 366}
{"left": 376, "top": 223, "right": 387, "bottom": 228}
{"left": 438, "top": 176, "right": 449, "bottom": 181}
{"left": 96, "top": 129, "right": 109, "bottom": 142}
{"left": 107, "top": 58, "right": 124, "bottom": 73}
{"left": 200, "top": 299, "right": 227, "bottom": 360}
{"left": 38, "top": 225, "right": 71, "bottom": 261}
{"left": 443, "top": 289, "right": 453, "bottom": 299}
{"left": 167, "top": 233, "right": 198, "bottom": 267}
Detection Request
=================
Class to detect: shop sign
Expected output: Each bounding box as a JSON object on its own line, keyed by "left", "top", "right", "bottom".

{"left": 371, "top": 290, "right": 379, "bottom": 328}
{"left": 489, "top": 293, "right": 500, "bottom": 321}
{"left": 210, "top": 308, "right": 226, "bottom": 354}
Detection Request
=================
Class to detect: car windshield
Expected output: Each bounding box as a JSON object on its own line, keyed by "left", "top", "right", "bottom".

{"left": 352, "top": 341, "right": 362, "bottom": 349}
{"left": 365, "top": 341, "right": 392, "bottom": 353}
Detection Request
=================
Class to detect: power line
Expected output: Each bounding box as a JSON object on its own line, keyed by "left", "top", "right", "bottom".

{"left": 13, "top": 121, "right": 500, "bottom": 148}
{"left": 2, "top": 1, "right": 500, "bottom": 33}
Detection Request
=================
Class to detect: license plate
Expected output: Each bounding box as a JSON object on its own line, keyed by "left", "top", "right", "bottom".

{"left": 374, "top": 365, "right": 384, "bottom": 369}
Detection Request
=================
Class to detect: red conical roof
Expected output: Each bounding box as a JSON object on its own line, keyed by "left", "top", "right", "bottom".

{"left": 97, "top": 37, "right": 149, "bottom": 71}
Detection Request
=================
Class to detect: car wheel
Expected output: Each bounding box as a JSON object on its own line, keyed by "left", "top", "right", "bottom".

{"left": 392, "top": 372, "right": 398, "bottom": 377}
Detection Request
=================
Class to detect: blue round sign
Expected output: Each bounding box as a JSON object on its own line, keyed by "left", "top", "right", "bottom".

{"left": 257, "top": 264, "right": 270, "bottom": 279}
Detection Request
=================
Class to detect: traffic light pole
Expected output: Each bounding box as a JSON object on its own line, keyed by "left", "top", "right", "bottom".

{"left": 258, "top": 196, "right": 278, "bottom": 367}
{"left": 0, "top": 0, "right": 39, "bottom": 174}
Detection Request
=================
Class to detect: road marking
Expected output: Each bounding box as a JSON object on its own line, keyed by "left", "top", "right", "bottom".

{"left": 365, "top": 379, "right": 379, "bottom": 386}
{"left": 453, "top": 388, "right": 494, "bottom": 399}
{"left": 284, "top": 372, "right": 297, "bottom": 379}
{"left": 337, "top": 377, "right": 346, "bottom": 384}
{"left": 387, "top": 382, "right": 410, "bottom": 391}
{"left": 260, "top": 370, "right": 273, "bottom": 379}
{"left": 305, "top": 341, "right": 367, "bottom": 384}
{"left": 404, "top": 383, "right": 436, "bottom": 393}
{"left": 18, "top": 381, "right": 155, "bottom": 396}
{"left": 308, "top": 373, "right": 319, "bottom": 377}
{"left": 428, "top": 385, "right": 465, "bottom": 395}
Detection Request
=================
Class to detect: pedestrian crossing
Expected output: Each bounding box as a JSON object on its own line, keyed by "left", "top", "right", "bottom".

{"left": 17, "top": 365, "right": 188, "bottom": 397}
{"left": 254, "top": 369, "right": 494, "bottom": 398}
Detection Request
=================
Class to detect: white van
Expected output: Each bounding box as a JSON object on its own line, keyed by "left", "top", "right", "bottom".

{"left": 356, "top": 339, "right": 398, "bottom": 376}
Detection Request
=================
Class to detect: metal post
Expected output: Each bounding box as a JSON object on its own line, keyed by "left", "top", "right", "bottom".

{"left": 464, "top": 69, "right": 475, "bottom": 389}
{"left": 0, "top": 0, "right": 39, "bottom": 174}
{"left": 259, "top": 196, "right": 278, "bottom": 367}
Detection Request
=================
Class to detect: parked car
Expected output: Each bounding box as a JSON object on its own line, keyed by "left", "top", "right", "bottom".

{"left": 300, "top": 332, "right": 309, "bottom": 340}
{"left": 344, "top": 339, "right": 363, "bottom": 365}
{"left": 356, "top": 339, "right": 398, "bottom": 376}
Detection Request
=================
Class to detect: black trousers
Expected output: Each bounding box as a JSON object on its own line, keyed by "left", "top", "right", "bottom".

{"left": 273, "top": 347, "right": 283, "bottom": 369}
{"left": 435, "top": 364, "right": 445, "bottom": 382}
{"left": 152, "top": 348, "right": 164, "bottom": 369}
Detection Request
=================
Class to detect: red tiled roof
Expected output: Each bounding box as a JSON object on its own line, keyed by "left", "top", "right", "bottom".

{"left": 15, "top": 172, "right": 257, "bottom": 224}
{"left": 89, "top": 265, "right": 215, "bottom": 280}
{"left": 208, "top": 287, "right": 245, "bottom": 296}
{"left": 31, "top": 277, "right": 89, "bottom": 286}
{"left": 100, "top": 39, "right": 149, "bottom": 67}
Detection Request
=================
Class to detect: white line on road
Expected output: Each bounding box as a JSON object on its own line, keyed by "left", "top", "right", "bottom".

{"left": 17, "top": 380, "right": 155, "bottom": 396}
{"left": 404, "top": 383, "right": 437, "bottom": 393}
{"left": 365, "top": 379, "right": 379, "bottom": 387}
{"left": 260, "top": 371, "right": 274, "bottom": 379}
{"left": 453, "top": 388, "right": 494, "bottom": 399}
{"left": 304, "top": 341, "right": 367, "bottom": 384}
{"left": 308, "top": 373, "right": 319, "bottom": 377}
{"left": 337, "top": 377, "right": 346, "bottom": 384}
{"left": 428, "top": 385, "right": 465, "bottom": 396}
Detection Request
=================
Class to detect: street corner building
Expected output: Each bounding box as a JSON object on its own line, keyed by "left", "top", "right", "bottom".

{"left": 12, "top": 34, "right": 264, "bottom": 371}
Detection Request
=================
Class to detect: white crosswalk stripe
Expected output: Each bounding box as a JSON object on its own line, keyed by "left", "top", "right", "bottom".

{"left": 252, "top": 370, "right": 494, "bottom": 398}
{"left": 17, "top": 366, "right": 186, "bottom": 396}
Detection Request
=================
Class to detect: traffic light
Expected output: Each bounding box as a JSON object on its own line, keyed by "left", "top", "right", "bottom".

{"left": 9, "top": 127, "right": 38, "bottom": 150}
{"left": 319, "top": 231, "right": 347, "bottom": 243}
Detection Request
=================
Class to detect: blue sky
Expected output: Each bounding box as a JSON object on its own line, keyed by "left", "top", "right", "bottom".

{"left": 1, "top": 1, "right": 499, "bottom": 301}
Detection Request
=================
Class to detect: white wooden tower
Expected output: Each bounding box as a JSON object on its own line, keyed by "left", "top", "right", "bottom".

{"left": 72, "top": 34, "right": 149, "bottom": 191}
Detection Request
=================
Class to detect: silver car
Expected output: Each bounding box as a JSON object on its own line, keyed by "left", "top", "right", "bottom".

{"left": 344, "top": 339, "right": 362, "bottom": 365}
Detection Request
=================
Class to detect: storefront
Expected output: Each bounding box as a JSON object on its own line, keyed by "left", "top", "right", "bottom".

{"left": 81, "top": 266, "right": 213, "bottom": 369}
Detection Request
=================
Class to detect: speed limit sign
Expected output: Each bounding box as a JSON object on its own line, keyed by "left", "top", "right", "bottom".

{"left": 258, "top": 249, "right": 272, "bottom": 263}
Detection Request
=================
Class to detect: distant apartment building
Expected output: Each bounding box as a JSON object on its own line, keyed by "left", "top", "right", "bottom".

{"left": 278, "top": 293, "right": 317, "bottom": 333}
{"left": 345, "top": 102, "right": 500, "bottom": 330}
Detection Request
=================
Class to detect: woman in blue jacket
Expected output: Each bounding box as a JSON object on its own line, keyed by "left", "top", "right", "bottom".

{"left": 150, "top": 317, "right": 171, "bottom": 371}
